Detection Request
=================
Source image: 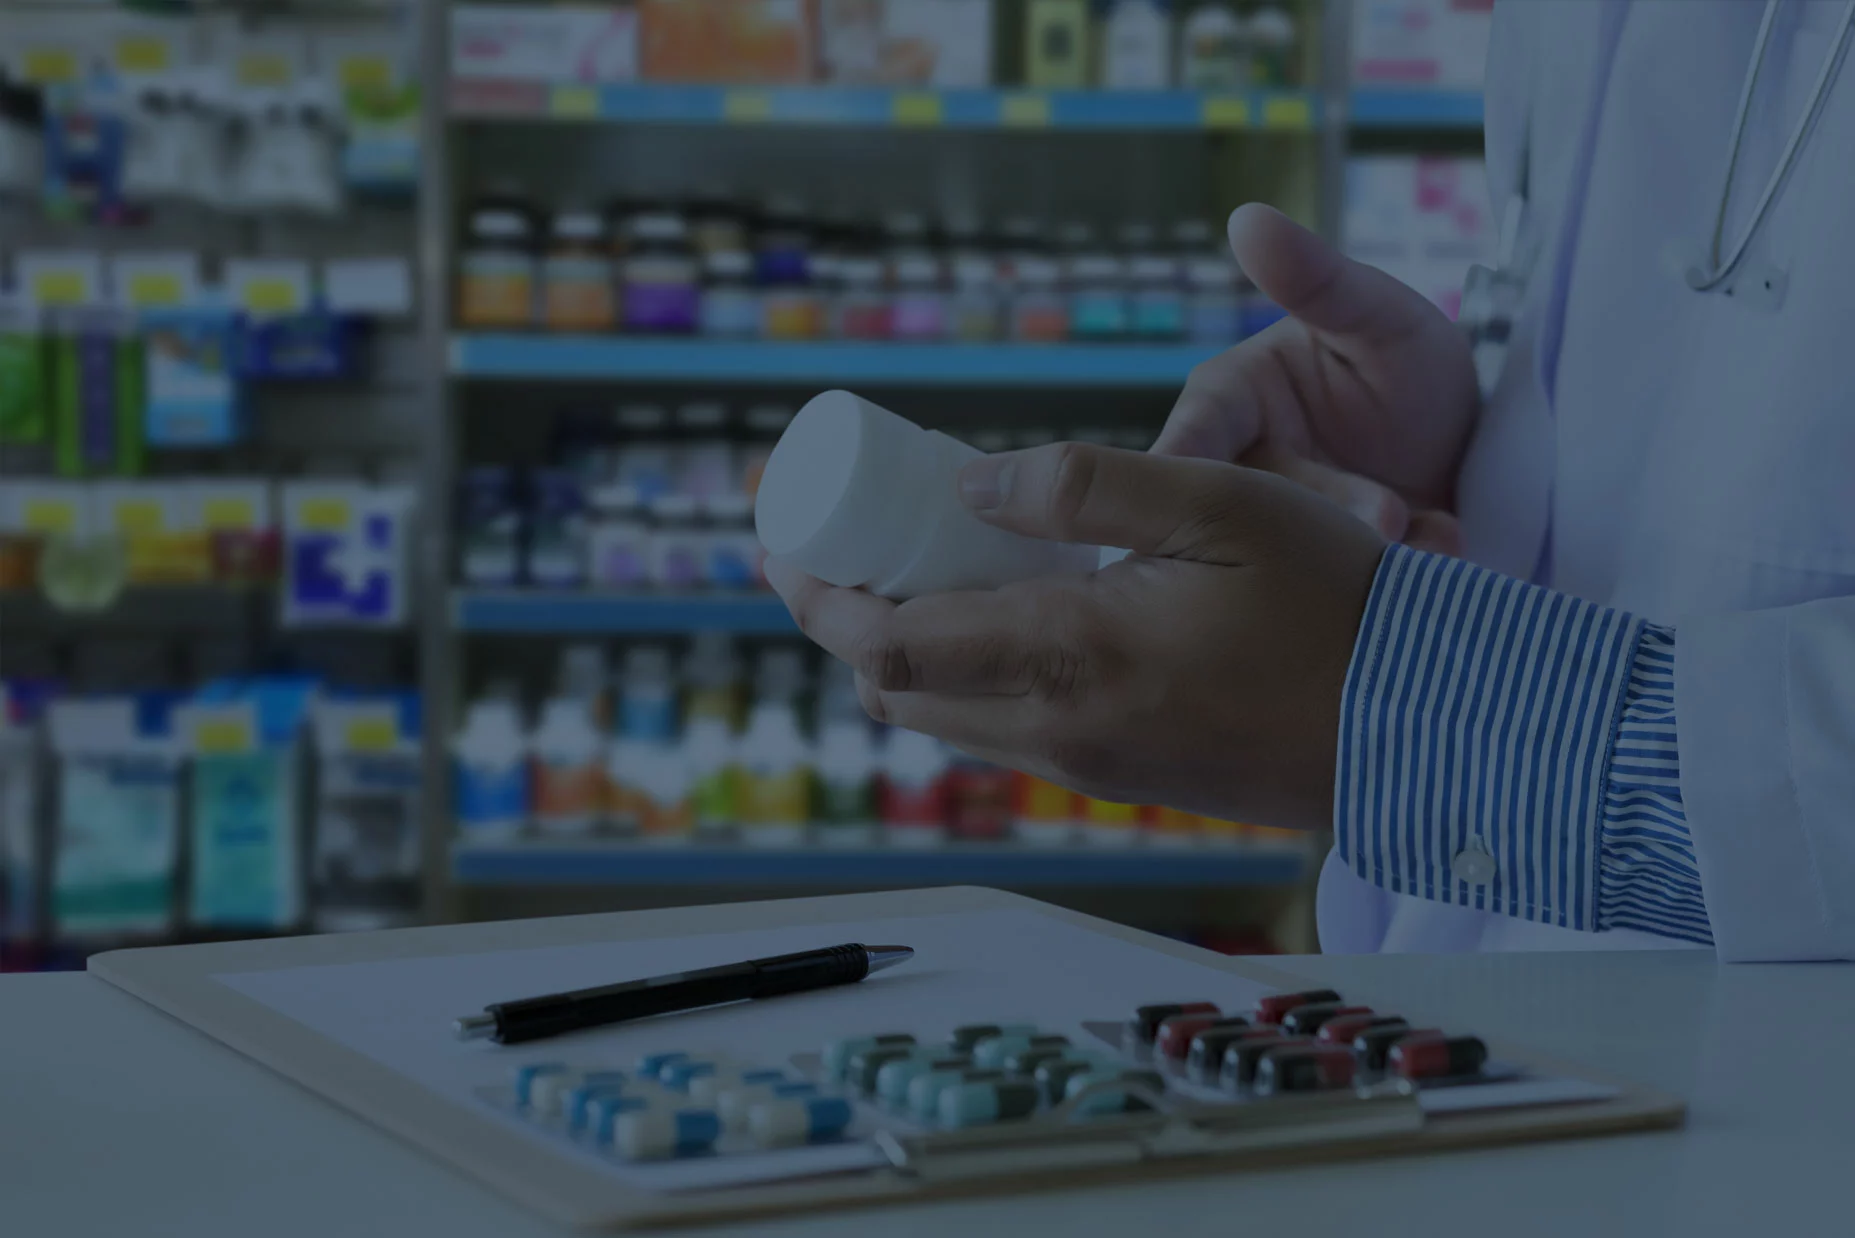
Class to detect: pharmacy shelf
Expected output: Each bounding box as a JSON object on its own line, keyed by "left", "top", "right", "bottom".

{"left": 449, "top": 335, "right": 1224, "bottom": 386}
{"left": 452, "top": 840, "right": 1310, "bottom": 887}
{"left": 450, "top": 79, "right": 1321, "bottom": 132}
{"left": 454, "top": 590, "right": 797, "bottom": 634}
{"left": 1348, "top": 88, "right": 1484, "bottom": 128}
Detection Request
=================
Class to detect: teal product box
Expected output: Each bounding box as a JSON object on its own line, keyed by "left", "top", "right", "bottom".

{"left": 48, "top": 695, "right": 184, "bottom": 939}
{"left": 140, "top": 306, "right": 244, "bottom": 446}
{"left": 182, "top": 678, "right": 318, "bottom": 930}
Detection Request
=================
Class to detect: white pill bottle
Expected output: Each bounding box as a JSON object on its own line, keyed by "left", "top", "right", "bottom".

{"left": 753, "top": 390, "right": 1100, "bottom": 598}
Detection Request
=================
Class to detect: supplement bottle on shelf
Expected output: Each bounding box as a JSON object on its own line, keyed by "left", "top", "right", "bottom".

{"left": 690, "top": 196, "right": 747, "bottom": 257}
{"left": 558, "top": 643, "right": 612, "bottom": 728}
{"left": 648, "top": 495, "right": 704, "bottom": 590}
{"left": 458, "top": 196, "right": 538, "bottom": 329}
{"left": 587, "top": 482, "right": 650, "bottom": 590}
{"left": 757, "top": 198, "right": 822, "bottom": 340}
{"left": 1025, "top": 0, "right": 1092, "bottom": 88}
{"left": 890, "top": 253, "right": 948, "bottom": 342}
{"left": 1187, "top": 254, "right": 1245, "bottom": 343}
{"left": 607, "top": 644, "right": 689, "bottom": 841}
{"left": 948, "top": 252, "right": 1003, "bottom": 342}
{"left": 833, "top": 256, "right": 893, "bottom": 341}
{"left": 614, "top": 403, "right": 676, "bottom": 502}
{"left": 1246, "top": 6, "right": 1299, "bottom": 87}
{"left": 735, "top": 646, "right": 814, "bottom": 848}
{"left": 683, "top": 633, "right": 742, "bottom": 840}
{"left": 702, "top": 493, "right": 762, "bottom": 589}
{"left": 1101, "top": 0, "right": 1174, "bottom": 89}
{"left": 542, "top": 207, "right": 617, "bottom": 333}
{"left": 879, "top": 727, "right": 950, "bottom": 848}
{"left": 458, "top": 466, "right": 521, "bottom": 588}
{"left": 675, "top": 401, "right": 735, "bottom": 503}
{"left": 814, "top": 659, "right": 878, "bottom": 847}
{"left": 740, "top": 404, "right": 795, "bottom": 500}
{"left": 947, "top": 754, "right": 1015, "bottom": 842}
{"left": 529, "top": 696, "right": 605, "bottom": 836}
{"left": 1068, "top": 253, "right": 1130, "bottom": 340}
{"left": 622, "top": 211, "right": 700, "bottom": 334}
{"left": 1127, "top": 223, "right": 1186, "bottom": 339}
{"left": 1179, "top": 2, "right": 1250, "bottom": 90}
{"left": 1009, "top": 256, "right": 1069, "bottom": 343}
{"left": 698, "top": 249, "right": 761, "bottom": 338}
{"left": 454, "top": 697, "right": 529, "bottom": 841}
{"left": 1142, "top": 803, "right": 1203, "bottom": 848}
{"left": 1013, "top": 770, "right": 1078, "bottom": 846}
{"left": 524, "top": 469, "right": 589, "bottom": 590}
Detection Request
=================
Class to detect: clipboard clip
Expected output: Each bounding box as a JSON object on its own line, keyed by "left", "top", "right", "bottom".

{"left": 873, "top": 1079, "right": 1427, "bottom": 1184}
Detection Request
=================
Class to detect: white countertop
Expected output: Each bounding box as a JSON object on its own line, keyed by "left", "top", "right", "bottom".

{"left": 4, "top": 947, "right": 1850, "bottom": 1238}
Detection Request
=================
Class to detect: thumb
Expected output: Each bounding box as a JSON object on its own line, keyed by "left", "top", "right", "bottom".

{"left": 957, "top": 442, "right": 1307, "bottom": 565}
{"left": 1227, "top": 202, "right": 1439, "bottom": 343}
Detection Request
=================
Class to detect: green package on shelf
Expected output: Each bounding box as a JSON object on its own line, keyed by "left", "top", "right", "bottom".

{"left": 50, "top": 308, "right": 144, "bottom": 478}
{"left": 0, "top": 307, "right": 49, "bottom": 446}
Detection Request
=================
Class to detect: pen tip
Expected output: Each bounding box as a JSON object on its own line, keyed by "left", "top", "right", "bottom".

{"left": 454, "top": 1014, "right": 496, "bottom": 1041}
{"left": 864, "top": 945, "right": 914, "bottom": 976}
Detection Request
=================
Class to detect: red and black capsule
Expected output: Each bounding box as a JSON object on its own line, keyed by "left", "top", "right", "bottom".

{"left": 1254, "top": 989, "right": 1343, "bottom": 1025}
{"left": 1318, "top": 1014, "right": 1408, "bottom": 1046}
{"left": 1253, "top": 1043, "right": 1357, "bottom": 1096}
{"left": 1279, "top": 1002, "right": 1372, "bottom": 1037}
{"left": 1155, "top": 1013, "right": 1236, "bottom": 1060}
{"left": 1219, "top": 1031, "right": 1301, "bottom": 1089}
{"left": 1388, "top": 1033, "right": 1488, "bottom": 1081}
{"left": 1185, "top": 1020, "right": 1255, "bottom": 1082}
{"left": 1354, "top": 1024, "right": 1440, "bottom": 1072}
{"left": 1126, "top": 1002, "right": 1219, "bottom": 1047}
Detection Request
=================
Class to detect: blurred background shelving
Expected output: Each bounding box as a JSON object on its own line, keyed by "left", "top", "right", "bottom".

{"left": 2, "top": 0, "right": 1489, "bottom": 971}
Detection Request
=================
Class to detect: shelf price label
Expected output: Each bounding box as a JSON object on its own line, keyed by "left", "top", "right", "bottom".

{"left": 892, "top": 92, "right": 943, "bottom": 127}
{"left": 1201, "top": 96, "right": 1251, "bottom": 129}
{"left": 227, "top": 259, "right": 312, "bottom": 318}
{"left": 22, "top": 46, "right": 79, "bottom": 85}
{"left": 115, "top": 35, "right": 174, "bottom": 76}
{"left": 337, "top": 54, "right": 395, "bottom": 93}
{"left": 550, "top": 85, "right": 600, "bottom": 118}
{"left": 194, "top": 716, "right": 256, "bottom": 755}
{"left": 344, "top": 716, "right": 399, "bottom": 752}
{"left": 22, "top": 497, "right": 80, "bottom": 535}
{"left": 17, "top": 253, "right": 102, "bottom": 309}
{"left": 723, "top": 91, "right": 773, "bottom": 122}
{"left": 109, "top": 500, "right": 164, "bottom": 536}
{"left": 1261, "top": 94, "right": 1313, "bottom": 131}
{"left": 1001, "top": 93, "right": 1051, "bottom": 128}
{"left": 115, "top": 254, "right": 201, "bottom": 310}
{"left": 236, "top": 51, "right": 295, "bottom": 89}
{"left": 296, "top": 497, "right": 354, "bottom": 533}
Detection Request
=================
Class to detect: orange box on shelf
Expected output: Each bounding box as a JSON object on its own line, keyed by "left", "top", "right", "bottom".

{"left": 1141, "top": 803, "right": 1201, "bottom": 847}
{"left": 639, "top": 0, "right": 816, "bottom": 84}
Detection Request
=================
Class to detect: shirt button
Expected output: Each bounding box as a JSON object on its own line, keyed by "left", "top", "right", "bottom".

{"left": 1452, "top": 846, "right": 1497, "bottom": 886}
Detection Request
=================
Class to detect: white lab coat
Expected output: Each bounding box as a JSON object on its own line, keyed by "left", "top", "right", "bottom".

{"left": 1317, "top": 0, "right": 1855, "bottom": 962}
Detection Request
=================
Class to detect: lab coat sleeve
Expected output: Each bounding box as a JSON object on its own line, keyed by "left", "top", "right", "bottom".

{"left": 1334, "top": 546, "right": 1712, "bottom": 945}
{"left": 1678, "top": 601, "right": 1855, "bottom": 960}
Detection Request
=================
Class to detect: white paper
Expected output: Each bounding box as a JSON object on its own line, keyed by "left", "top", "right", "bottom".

{"left": 216, "top": 909, "right": 1274, "bottom": 1193}
{"left": 323, "top": 257, "right": 413, "bottom": 316}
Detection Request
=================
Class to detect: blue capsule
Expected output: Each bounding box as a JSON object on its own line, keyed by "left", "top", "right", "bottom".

{"left": 513, "top": 1063, "right": 570, "bottom": 1107}
{"left": 614, "top": 1107, "right": 723, "bottom": 1160}
{"left": 588, "top": 1094, "right": 652, "bottom": 1144}
{"left": 636, "top": 1051, "right": 691, "bottom": 1076}
{"left": 750, "top": 1095, "right": 856, "bottom": 1148}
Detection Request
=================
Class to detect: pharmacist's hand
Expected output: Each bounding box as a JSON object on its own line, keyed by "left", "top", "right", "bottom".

{"left": 1153, "top": 204, "right": 1475, "bottom": 557}
{"left": 764, "top": 443, "right": 1387, "bottom": 831}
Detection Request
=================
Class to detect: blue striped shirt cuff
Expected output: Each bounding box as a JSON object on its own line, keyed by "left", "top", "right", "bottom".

{"left": 1334, "top": 545, "right": 1711, "bottom": 942}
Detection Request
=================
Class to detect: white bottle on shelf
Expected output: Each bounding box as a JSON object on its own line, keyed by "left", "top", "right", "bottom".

{"left": 453, "top": 698, "right": 530, "bottom": 841}
{"left": 1102, "top": 0, "right": 1174, "bottom": 89}
{"left": 815, "top": 660, "right": 879, "bottom": 848}
{"left": 880, "top": 728, "right": 951, "bottom": 849}
{"left": 754, "top": 390, "right": 1099, "bottom": 600}
{"left": 528, "top": 696, "right": 604, "bottom": 837}
{"left": 735, "top": 648, "right": 813, "bottom": 850}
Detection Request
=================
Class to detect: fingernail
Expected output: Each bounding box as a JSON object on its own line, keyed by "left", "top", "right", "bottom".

{"left": 959, "top": 455, "right": 1014, "bottom": 511}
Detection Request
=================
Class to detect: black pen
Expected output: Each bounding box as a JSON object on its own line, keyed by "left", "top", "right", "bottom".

{"left": 452, "top": 942, "right": 914, "bottom": 1046}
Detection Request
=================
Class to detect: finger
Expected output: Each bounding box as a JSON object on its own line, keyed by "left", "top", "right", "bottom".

{"left": 1226, "top": 203, "right": 1441, "bottom": 346}
{"left": 1148, "top": 320, "right": 1299, "bottom": 463}
{"left": 1402, "top": 510, "right": 1465, "bottom": 558}
{"left": 958, "top": 441, "right": 1304, "bottom": 563}
{"left": 1243, "top": 444, "right": 1411, "bottom": 541}
{"left": 769, "top": 555, "right": 1072, "bottom": 697}
{"left": 854, "top": 675, "right": 1040, "bottom": 752}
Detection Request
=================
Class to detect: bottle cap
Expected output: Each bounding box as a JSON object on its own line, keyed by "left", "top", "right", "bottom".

{"left": 753, "top": 390, "right": 938, "bottom": 589}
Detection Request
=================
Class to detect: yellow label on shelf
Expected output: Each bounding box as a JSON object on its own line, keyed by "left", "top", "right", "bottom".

{"left": 338, "top": 55, "right": 394, "bottom": 92}
{"left": 1261, "top": 94, "right": 1313, "bottom": 131}
{"left": 296, "top": 498, "right": 352, "bottom": 533}
{"left": 1083, "top": 797, "right": 1141, "bottom": 825}
{"left": 31, "top": 271, "right": 90, "bottom": 307}
{"left": 195, "top": 718, "right": 255, "bottom": 754}
{"left": 723, "top": 90, "right": 772, "bottom": 122}
{"left": 125, "top": 272, "right": 184, "bottom": 308}
{"left": 22, "top": 47, "right": 78, "bottom": 84}
{"left": 1201, "top": 96, "right": 1251, "bottom": 129}
{"left": 200, "top": 498, "right": 259, "bottom": 530}
{"left": 892, "top": 92, "right": 943, "bottom": 126}
{"left": 239, "top": 279, "right": 303, "bottom": 315}
{"left": 236, "top": 52, "right": 294, "bottom": 88}
{"left": 22, "top": 500, "right": 78, "bottom": 535}
{"left": 115, "top": 36, "right": 172, "bottom": 75}
{"left": 550, "top": 85, "right": 598, "bottom": 118}
{"left": 1001, "top": 93, "right": 1051, "bottom": 127}
{"left": 344, "top": 717, "right": 398, "bottom": 752}
{"left": 110, "top": 501, "right": 164, "bottom": 536}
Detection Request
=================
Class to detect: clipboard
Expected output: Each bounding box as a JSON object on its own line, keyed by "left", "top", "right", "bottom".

{"left": 90, "top": 886, "right": 1684, "bottom": 1231}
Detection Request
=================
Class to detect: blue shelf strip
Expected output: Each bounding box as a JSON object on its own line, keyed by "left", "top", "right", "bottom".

{"left": 1348, "top": 88, "right": 1484, "bottom": 128}
{"left": 456, "top": 591, "right": 798, "bottom": 634}
{"left": 450, "top": 336, "right": 1225, "bottom": 386}
{"left": 453, "top": 843, "right": 1308, "bottom": 887}
{"left": 453, "top": 79, "right": 1323, "bottom": 131}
